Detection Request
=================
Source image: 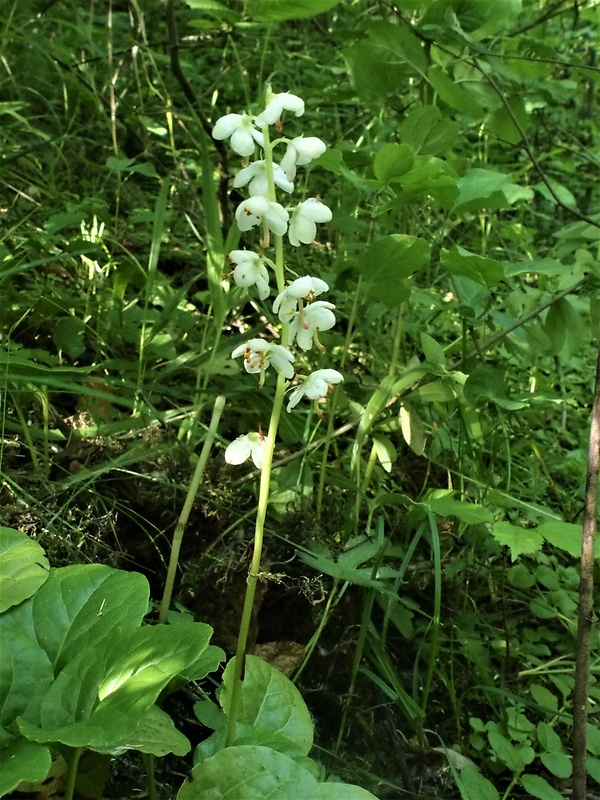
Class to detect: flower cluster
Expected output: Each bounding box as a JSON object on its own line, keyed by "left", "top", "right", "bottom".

{"left": 214, "top": 90, "right": 343, "bottom": 468}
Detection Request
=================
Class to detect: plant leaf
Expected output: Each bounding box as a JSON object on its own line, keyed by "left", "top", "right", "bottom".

{"left": 220, "top": 656, "right": 313, "bottom": 758}
{"left": 178, "top": 745, "right": 322, "bottom": 799}
{"left": 0, "top": 526, "right": 49, "bottom": 612}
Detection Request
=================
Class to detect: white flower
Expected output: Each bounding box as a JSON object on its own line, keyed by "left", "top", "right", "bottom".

{"left": 272, "top": 276, "right": 329, "bottom": 321}
{"left": 286, "top": 369, "right": 344, "bottom": 412}
{"left": 228, "top": 250, "right": 270, "bottom": 300}
{"left": 289, "top": 301, "right": 336, "bottom": 351}
{"left": 233, "top": 160, "right": 294, "bottom": 197}
{"left": 212, "top": 113, "right": 264, "bottom": 157}
{"left": 288, "top": 198, "right": 332, "bottom": 247}
{"left": 232, "top": 338, "right": 295, "bottom": 385}
{"left": 225, "top": 432, "right": 266, "bottom": 469}
{"left": 255, "top": 92, "right": 305, "bottom": 127}
{"left": 280, "top": 136, "right": 326, "bottom": 181}
{"left": 235, "top": 196, "right": 289, "bottom": 237}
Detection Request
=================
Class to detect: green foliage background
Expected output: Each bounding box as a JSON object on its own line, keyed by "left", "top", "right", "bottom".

{"left": 1, "top": 0, "right": 599, "bottom": 797}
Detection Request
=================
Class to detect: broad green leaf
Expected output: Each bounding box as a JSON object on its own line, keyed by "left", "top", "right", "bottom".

{"left": 344, "top": 21, "right": 427, "bottom": 99}
{"left": 453, "top": 169, "right": 534, "bottom": 213}
{"left": 487, "top": 97, "right": 529, "bottom": 145}
{"left": 399, "top": 405, "right": 426, "bottom": 456}
{"left": 488, "top": 730, "right": 534, "bottom": 772}
{"left": 106, "top": 156, "right": 135, "bottom": 172}
{"left": 372, "top": 435, "right": 397, "bottom": 473}
{"left": 428, "top": 65, "right": 484, "bottom": 117}
{"left": 183, "top": 0, "right": 240, "bottom": 25}
{"left": 393, "top": 155, "right": 459, "bottom": 206}
{"left": 316, "top": 149, "right": 376, "bottom": 192}
{"left": 0, "top": 627, "right": 54, "bottom": 731}
{"left": 529, "top": 685, "right": 558, "bottom": 712}
{"left": 539, "top": 752, "right": 571, "bottom": 779}
{"left": 373, "top": 143, "right": 414, "bottom": 184}
{"left": 544, "top": 298, "right": 588, "bottom": 359}
{"left": 503, "top": 258, "right": 564, "bottom": 278}
{"left": 586, "top": 724, "right": 600, "bottom": 756}
{"left": 441, "top": 246, "right": 504, "bottom": 287}
{"left": 520, "top": 773, "right": 564, "bottom": 800}
{"left": 459, "top": 766, "right": 500, "bottom": 800}
{"left": 248, "top": 0, "right": 340, "bottom": 21}
{"left": 534, "top": 180, "right": 577, "bottom": 210}
{"left": 491, "top": 522, "right": 544, "bottom": 560}
{"left": 0, "top": 738, "right": 52, "bottom": 797}
{"left": 421, "top": 0, "right": 522, "bottom": 40}
{"left": 355, "top": 235, "right": 430, "bottom": 307}
{"left": 464, "top": 365, "right": 528, "bottom": 410}
{"left": 538, "top": 521, "right": 597, "bottom": 558}
{"left": 0, "top": 526, "right": 49, "bottom": 612}
{"left": 426, "top": 495, "right": 493, "bottom": 525}
{"left": 53, "top": 316, "right": 86, "bottom": 359}
{"left": 320, "top": 783, "right": 380, "bottom": 799}
{"left": 421, "top": 333, "right": 446, "bottom": 367}
{"left": 220, "top": 656, "right": 314, "bottom": 758}
{"left": 587, "top": 756, "right": 600, "bottom": 782}
{"left": 400, "top": 105, "right": 459, "bottom": 156}
{"left": 299, "top": 540, "right": 398, "bottom": 593}
{"left": 18, "top": 622, "right": 218, "bottom": 748}
{"left": 0, "top": 565, "right": 149, "bottom": 673}
{"left": 104, "top": 705, "right": 191, "bottom": 757}
{"left": 177, "top": 745, "right": 322, "bottom": 799}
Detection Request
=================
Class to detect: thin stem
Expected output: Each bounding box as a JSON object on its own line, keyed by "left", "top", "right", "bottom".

{"left": 225, "top": 118, "right": 288, "bottom": 746}
{"left": 571, "top": 342, "right": 600, "bottom": 799}
{"left": 225, "top": 370, "right": 286, "bottom": 746}
{"left": 158, "top": 395, "right": 226, "bottom": 623}
{"left": 63, "top": 747, "right": 83, "bottom": 800}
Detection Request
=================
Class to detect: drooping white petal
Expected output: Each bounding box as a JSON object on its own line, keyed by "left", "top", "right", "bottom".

{"left": 286, "top": 368, "right": 343, "bottom": 412}
{"left": 255, "top": 92, "right": 305, "bottom": 127}
{"left": 268, "top": 344, "right": 295, "bottom": 378}
{"left": 235, "top": 197, "right": 289, "bottom": 236}
{"left": 225, "top": 432, "right": 265, "bottom": 469}
{"left": 233, "top": 161, "right": 294, "bottom": 197}
{"left": 289, "top": 301, "right": 336, "bottom": 351}
{"left": 272, "top": 276, "right": 330, "bottom": 321}
{"left": 280, "top": 136, "right": 327, "bottom": 180}
{"left": 231, "top": 338, "right": 294, "bottom": 379}
{"left": 225, "top": 434, "right": 253, "bottom": 465}
{"left": 212, "top": 113, "right": 264, "bottom": 156}
{"left": 288, "top": 198, "right": 332, "bottom": 246}
{"left": 230, "top": 250, "right": 271, "bottom": 299}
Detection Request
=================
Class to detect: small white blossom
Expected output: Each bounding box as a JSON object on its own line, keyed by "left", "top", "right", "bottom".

{"left": 286, "top": 369, "right": 344, "bottom": 412}
{"left": 228, "top": 250, "right": 270, "bottom": 300}
{"left": 235, "top": 197, "right": 289, "bottom": 243}
{"left": 272, "top": 276, "right": 329, "bottom": 321}
{"left": 255, "top": 92, "right": 305, "bottom": 127}
{"left": 288, "top": 198, "right": 332, "bottom": 247}
{"left": 289, "top": 301, "right": 336, "bottom": 351}
{"left": 225, "top": 432, "right": 266, "bottom": 469}
{"left": 212, "top": 113, "right": 264, "bottom": 157}
{"left": 232, "top": 338, "right": 295, "bottom": 386}
{"left": 233, "top": 160, "right": 294, "bottom": 197}
{"left": 280, "top": 136, "right": 327, "bottom": 181}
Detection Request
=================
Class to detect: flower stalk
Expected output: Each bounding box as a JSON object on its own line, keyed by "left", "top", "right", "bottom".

{"left": 213, "top": 88, "right": 341, "bottom": 746}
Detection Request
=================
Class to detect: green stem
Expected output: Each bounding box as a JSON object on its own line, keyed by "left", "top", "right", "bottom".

{"left": 225, "top": 118, "right": 288, "bottom": 747}
{"left": 158, "top": 395, "right": 226, "bottom": 624}
{"left": 225, "top": 370, "right": 286, "bottom": 746}
{"left": 63, "top": 747, "right": 83, "bottom": 800}
{"left": 143, "top": 753, "right": 159, "bottom": 800}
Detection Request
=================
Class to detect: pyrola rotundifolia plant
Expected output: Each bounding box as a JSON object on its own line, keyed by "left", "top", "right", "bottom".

{"left": 212, "top": 88, "right": 342, "bottom": 742}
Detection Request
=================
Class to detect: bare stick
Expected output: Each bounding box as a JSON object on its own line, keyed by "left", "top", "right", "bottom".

{"left": 571, "top": 342, "right": 600, "bottom": 798}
